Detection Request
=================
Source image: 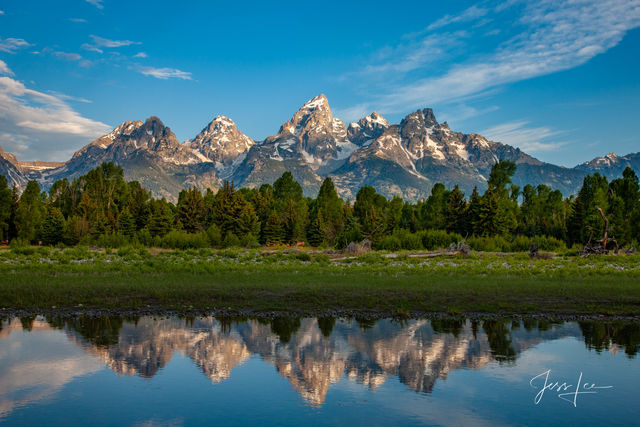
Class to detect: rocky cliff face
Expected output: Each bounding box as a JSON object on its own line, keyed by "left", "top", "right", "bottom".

{"left": 2, "top": 94, "right": 639, "bottom": 201}
{"left": 186, "top": 116, "right": 254, "bottom": 178}
{"left": 41, "top": 117, "right": 221, "bottom": 201}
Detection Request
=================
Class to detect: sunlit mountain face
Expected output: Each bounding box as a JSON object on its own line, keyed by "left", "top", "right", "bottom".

{"left": 1, "top": 316, "right": 637, "bottom": 409}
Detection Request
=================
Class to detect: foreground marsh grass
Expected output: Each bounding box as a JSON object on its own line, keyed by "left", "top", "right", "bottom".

{"left": 1, "top": 247, "right": 639, "bottom": 316}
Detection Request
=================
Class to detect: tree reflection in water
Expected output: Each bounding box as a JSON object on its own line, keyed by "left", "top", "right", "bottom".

{"left": 2, "top": 315, "right": 638, "bottom": 405}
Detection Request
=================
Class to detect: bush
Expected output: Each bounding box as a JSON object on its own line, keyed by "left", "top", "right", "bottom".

{"left": 222, "top": 233, "right": 241, "bottom": 248}
{"left": 467, "top": 235, "right": 511, "bottom": 252}
{"left": 420, "top": 230, "right": 462, "bottom": 250}
{"left": 240, "top": 233, "right": 260, "bottom": 248}
{"left": 96, "top": 233, "right": 130, "bottom": 249}
{"left": 313, "top": 253, "right": 331, "bottom": 264}
{"left": 394, "top": 229, "right": 423, "bottom": 250}
{"left": 375, "top": 235, "right": 402, "bottom": 251}
{"left": 295, "top": 252, "right": 312, "bottom": 262}
{"left": 160, "top": 230, "right": 208, "bottom": 249}
{"left": 206, "top": 224, "right": 223, "bottom": 247}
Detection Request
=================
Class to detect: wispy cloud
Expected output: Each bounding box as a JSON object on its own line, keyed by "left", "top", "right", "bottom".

{"left": 90, "top": 35, "right": 140, "bottom": 48}
{"left": 0, "top": 10, "right": 5, "bottom": 16}
{"left": 137, "top": 66, "right": 192, "bottom": 80}
{"left": 53, "top": 51, "right": 83, "bottom": 61}
{"left": 343, "top": 0, "right": 640, "bottom": 115}
{"left": 81, "top": 43, "right": 103, "bottom": 53}
{"left": 69, "top": 18, "right": 87, "bottom": 23}
{"left": 427, "top": 5, "right": 489, "bottom": 31}
{"left": 0, "top": 76, "right": 110, "bottom": 160}
{"left": 481, "top": 120, "right": 566, "bottom": 153}
{"left": 0, "top": 38, "right": 31, "bottom": 53}
{"left": 134, "top": 52, "right": 148, "bottom": 58}
{"left": 0, "top": 60, "right": 13, "bottom": 76}
{"left": 85, "top": 0, "right": 104, "bottom": 9}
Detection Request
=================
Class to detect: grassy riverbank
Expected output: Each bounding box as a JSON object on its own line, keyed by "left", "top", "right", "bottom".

{"left": 1, "top": 247, "right": 639, "bottom": 317}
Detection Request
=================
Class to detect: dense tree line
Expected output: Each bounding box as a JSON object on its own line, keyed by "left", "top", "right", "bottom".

{"left": 0, "top": 161, "right": 638, "bottom": 250}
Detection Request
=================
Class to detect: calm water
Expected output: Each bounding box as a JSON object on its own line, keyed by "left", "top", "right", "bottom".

{"left": 0, "top": 316, "right": 638, "bottom": 426}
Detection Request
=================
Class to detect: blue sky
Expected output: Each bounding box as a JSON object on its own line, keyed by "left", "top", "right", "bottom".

{"left": 0, "top": 0, "right": 639, "bottom": 166}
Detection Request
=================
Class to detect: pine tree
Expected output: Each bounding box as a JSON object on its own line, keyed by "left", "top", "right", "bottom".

{"left": 15, "top": 180, "right": 46, "bottom": 243}
{"left": 118, "top": 208, "right": 136, "bottom": 237}
{"left": 315, "top": 177, "right": 344, "bottom": 243}
{"left": 262, "top": 210, "right": 285, "bottom": 245}
{"left": 306, "top": 214, "right": 324, "bottom": 247}
{"left": 0, "top": 175, "right": 12, "bottom": 241}
{"left": 41, "top": 207, "right": 66, "bottom": 245}
{"left": 148, "top": 199, "right": 174, "bottom": 237}
{"left": 446, "top": 185, "right": 468, "bottom": 235}
{"left": 176, "top": 187, "right": 205, "bottom": 233}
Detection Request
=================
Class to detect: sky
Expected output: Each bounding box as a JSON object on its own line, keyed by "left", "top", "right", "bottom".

{"left": 0, "top": 0, "right": 639, "bottom": 166}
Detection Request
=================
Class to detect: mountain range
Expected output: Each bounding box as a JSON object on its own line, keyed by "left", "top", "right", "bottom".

{"left": 1, "top": 94, "right": 639, "bottom": 202}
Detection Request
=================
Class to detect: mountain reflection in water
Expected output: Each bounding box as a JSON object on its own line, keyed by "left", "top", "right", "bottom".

{"left": 1, "top": 315, "right": 637, "bottom": 408}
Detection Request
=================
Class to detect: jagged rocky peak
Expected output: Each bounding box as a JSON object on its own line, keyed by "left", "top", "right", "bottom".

{"left": 264, "top": 94, "right": 355, "bottom": 165}
{"left": 187, "top": 116, "right": 254, "bottom": 164}
{"left": 347, "top": 111, "right": 390, "bottom": 145}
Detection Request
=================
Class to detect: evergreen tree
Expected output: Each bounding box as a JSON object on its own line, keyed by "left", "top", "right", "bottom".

{"left": 262, "top": 210, "right": 285, "bottom": 245}
{"left": 446, "top": 185, "right": 468, "bottom": 235}
{"left": 64, "top": 215, "right": 90, "bottom": 245}
{"left": 306, "top": 214, "right": 324, "bottom": 247}
{"left": 467, "top": 187, "right": 482, "bottom": 235}
{"left": 176, "top": 187, "right": 205, "bottom": 233}
{"left": 273, "top": 171, "right": 303, "bottom": 201}
{"left": 118, "top": 208, "right": 136, "bottom": 237}
{"left": 0, "top": 176, "right": 12, "bottom": 241}
{"left": 15, "top": 180, "right": 46, "bottom": 243}
{"left": 315, "top": 178, "right": 344, "bottom": 243}
{"left": 41, "top": 207, "right": 66, "bottom": 245}
{"left": 608, "top": 167, "right": 640, "bottom": 245}
{"left": 421, "top": 183, "right": 450, "bottom": 230}
{"left": 148, "top": 199, "right": 174, "bottom": 237}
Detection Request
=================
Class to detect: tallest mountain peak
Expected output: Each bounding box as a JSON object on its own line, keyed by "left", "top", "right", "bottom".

{"left": 301, "top": 94, "right": 330, "bottom": 111}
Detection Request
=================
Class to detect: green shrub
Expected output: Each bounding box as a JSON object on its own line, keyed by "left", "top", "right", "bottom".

{"left": 393, "top": 229, "right": 423, "bottom": 250}
{"left": 206, "top": 224, "right": 223, "bottom": 247}
{"left": 160, "top": 230, "right": 208, "bottom": 249}
{"left": 420, "top": 230, "right": 462, "bottom": 250}
{"left": 295, "top": 252, "right": 312, "bottom": 262}
{"left": 313, "top": 253, "right": 331, "bottom": 264}
{"left": 96, "top": 233, "right": 130, "bottom": 249}
{"left": 240, "top": 233, "right": 260, "bottom": 248}
{"left": 222, "top": 233, "right": 241, "bottom": 248}
{"left": 375, "top": 235, "right": 402, "bottom": 251}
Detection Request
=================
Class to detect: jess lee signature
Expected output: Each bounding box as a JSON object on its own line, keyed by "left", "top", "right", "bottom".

{"left": 530, "top": 370, "right": 613, "bottom": 407}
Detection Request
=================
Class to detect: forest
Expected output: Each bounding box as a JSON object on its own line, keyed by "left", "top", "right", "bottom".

{"left": 0, "top": 160, "right": 639, "bottom": 252}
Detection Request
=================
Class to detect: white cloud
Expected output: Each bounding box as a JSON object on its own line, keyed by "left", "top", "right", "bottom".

{"left": 90, "top": 35, "right": 140, "bottom": 48}
{"left": 0, "top": 76, "right": 111, "bottom": 160}
{"left": 0, "top": 60, "right": 12, "bottom": 76}
{"left": 0, "top": 10, "right": 4, "bottom": 15}
{"left": 54, "top": 51, "right": 83, "bottom": 61}
{"left": 481, "top": 120, "right": 566, "bottom": 153}
{"left": 81, "top": 43, "right": 103, "bottom": 53}
{"left": 134, "top": 52, "right": 148, "bottom": 58}
{"left": 427, "top": 5, "right": 489, "bottom": 30}
{"left": 344, "top": 0, "right": 640, "bottom": 114}
{"left": 69, "top": 18, "right": 88, "bottom": 23}
{"left": 85, "top": 0, "right": 104, "bottom": 9}
{"left": 0, "top": 38, "right": 31, "bottom": 53}
{"left": 137, "top": 66, "right": 192, "bottom": 80}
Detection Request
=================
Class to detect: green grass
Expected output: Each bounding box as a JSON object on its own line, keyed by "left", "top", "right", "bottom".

{"left": 1, "top": 248, "right": 639, "bottom": 316}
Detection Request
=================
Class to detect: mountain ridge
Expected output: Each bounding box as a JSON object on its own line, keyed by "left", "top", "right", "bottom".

{"left": 1, "top": 95, "right": 638, "bottom": 202}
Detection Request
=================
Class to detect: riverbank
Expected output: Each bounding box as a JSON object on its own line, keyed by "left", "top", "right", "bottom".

{"left": 1, "top": 247, "right": 639, "bottom": 318}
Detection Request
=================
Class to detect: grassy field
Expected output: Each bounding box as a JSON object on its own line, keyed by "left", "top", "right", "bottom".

{"left": 1, "top": 246, "right": 639, "bottom": 317}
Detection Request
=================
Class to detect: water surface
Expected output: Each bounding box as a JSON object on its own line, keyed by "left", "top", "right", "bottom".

{"left": 0, "top": 316, "right": 638, "bottom": 426}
